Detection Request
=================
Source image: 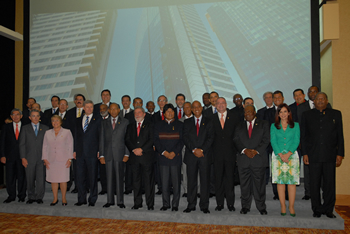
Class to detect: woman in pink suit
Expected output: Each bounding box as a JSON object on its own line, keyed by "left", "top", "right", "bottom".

{"left": 42, "top": 115, "right": 73, "bottom": 206}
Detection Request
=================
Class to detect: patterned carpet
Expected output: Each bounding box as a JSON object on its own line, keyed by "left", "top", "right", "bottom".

{"left": 0, "top": 206, "right": 348, "bottom": 233}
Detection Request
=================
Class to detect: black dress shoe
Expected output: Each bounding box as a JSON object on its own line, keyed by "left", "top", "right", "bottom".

{"left": 273, "top": 195, "right": 279, "bottom": 200}
{"left": 215, "top": 205, "right": 224, "bottom": 211}
{"left": 124, "top": 190, "right": 132, "bottom": 195}
{"left": 183, "top": 207, "right": 195, "bottom": 213}
{"left": 148, "top": 206, "right": 154, "bottom": 210}
{"left": 36, "top": 199, "right": 43, "bottom": 204}
{"left": 131, "top": 205, "right": 142, "bottom": 210}
{"left": 313, "top": 212, "right": 321, "bottom": 218}
{"left": 209, "top": 193, "right": 215, "bottom": 198}
{"left": 118, "top": 204, "right": 126, "bottom": 209}
{"left": 71, "top": 188, "right": 78, "bottom": 193}
{"left": 26, "top": 199, "right": 35, "bottom": 204}
{"left": 156, "top": 190, "right": 162, "bottom": 195}
{"left": 3, "top": 198, "right": 15, "bottom": 203}
{"left": 50, "top": 200, "right": 59, "bottom": 206}
{"left": 172, "top": 207, "right": 178, "bottom": 211}
{"left": 88, "top": 202, "right": 95, "bottom": 207}
{"left": 228, "top": 205, "right": 236, "bottom": 212}
{"left": 326, "top": 212, "right": 336, "bottom": 218}
{"left": 160, "top": 206, "right": 170, "bottom": 211}
{"left": 182, "top": 193, "right": 187, "bottom": 197}
{"left": 18, "top": 198, "right": 25, "bottom": 202}
{"left": 74, "top": 202, "right": 87, "bottom": 206}
{"left": 201, "top": 208, "right": 210, "bottom": 214}
{"left": 260, "top": 209, "right": 268, "bottom": 215}
{"left": 240, "top": 208, "right": 250, "bottom": 214}
{"left": 302, "top": 195, "right": 310, "bottom": 200}
{"left": 103, "top": 203, "right": 114, "bottom": 208}
{"left": 99, "top": 191, "right": 107, "bottom": 195}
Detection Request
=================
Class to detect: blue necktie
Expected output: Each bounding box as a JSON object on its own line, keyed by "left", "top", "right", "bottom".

{"left": 34, "top": 125, "right": 38, "bottom": 136}
{"left": 83, "top": 116, "right": 89, "bottom": 132}
{"left": 214, "top": 108, "right": 217, "bottom": 114}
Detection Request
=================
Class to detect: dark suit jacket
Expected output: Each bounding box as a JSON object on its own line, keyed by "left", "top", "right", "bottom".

{"left": 257, "top": 106, "right": 268, "bottom": 120}
{"left": 152, "top": 110, "right": 163, "bottom": 123}
{"left": 125, "top": 110, "right": 152, "bottom": 125}
{"left": 21, "top": 109, "right": 31, "bottom": 125}
{"left": 289, "top": 102, "right": 298, "bottom": 122}
{"left": 230, "top": 106, "right": 244, "bottom": 122}
{"left": 99, "top": 116, "right": 129, "bottom": 162}
{"left": 297, "top": 101, "right": 332, "bottom": 124}
{"left": 125, "top": 119, "right": 154, "bottom": 165}
{"left": 212, "top": 111, "right": 239, "bottom": 162}
{"left": 43, "top": 108, "right": 59, "bottom": 126}
{"left": 1, "top": 123, "right": 21, "bottom": 161}
{"left": 183, "top": 116, "right": 214, "bottom": 165}
{"left": 203, "top": 107, "right": 215, "bottom": 119}
{"left": 233, "top": 119, "right": 270, "bottom": 168}
{"left": 66, "top": 107, "right": 84, "bottom": 135}
{"left": 300, "top": 108, "right": 344, "bottom": 163}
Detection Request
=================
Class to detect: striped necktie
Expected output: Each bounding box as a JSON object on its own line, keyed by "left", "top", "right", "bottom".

{"left": 83, "top": 116, "right": 89, "bottom": 132}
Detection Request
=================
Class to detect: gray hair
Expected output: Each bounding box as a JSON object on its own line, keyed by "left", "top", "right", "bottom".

{"left": 29, "top": 109, "right": 40, "bottom": 115}
{"left": 315, "top": 92, "right": 328, "bottom": 100}
{"left": 263, "top": 91, "right": 273, "bottom": 100}
{"left": 83, "top": 100, "right": 94, "bottom": 106}
{"left": 134, "top": 106, "right": 145, "bottom": 113}
{"left": 157, "top": 95, "right": 168, "bottom": 102}
{"left": 11, "top": 108, "right": 22, "bottom": 115}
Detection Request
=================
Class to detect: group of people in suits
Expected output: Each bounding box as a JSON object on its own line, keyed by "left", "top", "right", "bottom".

{"left": 0, "top": 86, "right": 344, "bottom": 219}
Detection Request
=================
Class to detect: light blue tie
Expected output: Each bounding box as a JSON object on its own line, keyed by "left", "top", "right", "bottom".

{"left": 83, "top": 116, "right": 89, "bottom": 132}
{"left": 34, "top": 124, "right": 38, "bottom": 136}
{"left": 214, "top": 108, "right": 217, "bottom": 114}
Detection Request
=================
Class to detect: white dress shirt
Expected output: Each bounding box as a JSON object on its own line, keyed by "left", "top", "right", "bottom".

{"left": 13, "top": 121, "right": 22, "bottom": 133}
{"left": 59, "top": 111, "right": 66, "bottom": 119}
{"left": 82, "top": 114, "right": 93, "bottom": 128}
{"left": 309, "top": 100, "right": 315, "bottom": 109}
{"left": 217, "top": 111, "right": 227, "bottom": 122}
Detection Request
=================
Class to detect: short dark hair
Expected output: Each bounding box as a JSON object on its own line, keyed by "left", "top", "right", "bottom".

{"left": 121, "top": 95, "right": 131, "bottom": 102}
{"left": 163, "top": 103, "right": 175, "bottom": 113}
{"left": 293, "top": 89, "right": 304, "bottom": 96}
{"left": 274, "top": 103, "right": 294, "bottom": 129}
{"left": 202, "top": 92, "right": 209, "bottom": 97}
{"left": 28, "top": 97, "right": 36, "bottom": 103}
{"left": 308, "top": 86, "right": 319, "bottom": 93}
{"left": 74, "top": 94, "right": 86, "bottom": 101}
{"left": 243, "top": 97, "right": 253, "bottom": 105}
{"left": 133, "top": 97, "right": 143, "bottom": 103}
{"left": 101, "top": 89, "right": 111, "bottom": 96}
{"left": 210, "top": 91, "right": 219, "bottom": 96}
{"left": 273, "top": 90, "right": 284, "bottom": 98}
{"left": 51, "top": 95, "right": 60, "bottom": 102}
{"left": 175, "top": 93, "right": 185, "bottom": 100}
{"left": 146, "top": 101, "right": 155, "bottom": 106}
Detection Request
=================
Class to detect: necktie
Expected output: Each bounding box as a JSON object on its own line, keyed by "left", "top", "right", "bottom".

{"left": 312, "top": 102, "right": 315, "bottom": 109}
{"left": 248, "top": 121, "right": 252, "bottom": 138}
{"left": 220, "top": 113, "right": 225, "bottom": 129}
{"left": 137, "top": 122, "right": 141, "bottom": 137}
{"left": 34, "top": 124, "right": 38, "bottom": 136}
{"left": 161, "top": 112, "right": 164, "bottom": 120}
{"left": 214, "top": 108, "right": 217, "bottom": 114}
{"left": 112, "top": 118, "right": 116, "bottom": 130}
{"left": 15, "top": 123, "right": 19, "bottom": 140}
{"left": 83, "top": 116, "right": 89, "bottom": 132}
{"left": 178, "top": 109, "right": 182, "bottom": 119}
{"left": 196, "top": 118, "right": 199, "bottom": 136}
{"left": 52, "top": 108, "right": 55, "bottom": 114}
{"left": 77, "top": 108, "right": 81, "bottom": 118}
{"left": 60, "top": 113, "right": 62, "bottom": 118}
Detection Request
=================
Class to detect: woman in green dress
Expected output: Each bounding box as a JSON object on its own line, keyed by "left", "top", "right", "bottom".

{"left": 270, "top": 103, "right": 300, "bottom": 217}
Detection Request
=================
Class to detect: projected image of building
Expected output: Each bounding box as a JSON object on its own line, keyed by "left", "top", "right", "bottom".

{"left": 29, "top": 10, "right": 117, "bottom": 110}
{"left": 206, "top": 0, "right": 311, "bottom": 104}
{"left": 134, "top": 4, "right": 238, "bottom": 103}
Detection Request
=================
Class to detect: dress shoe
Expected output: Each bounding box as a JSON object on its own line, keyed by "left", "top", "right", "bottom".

{"left": 118, "top": 204, "right": 126, "bottom": 209}
{"left": 302, "top": 195, "right": 310, "bottom": 200}
{"left": 26, "top": 199, "right": 35, "bottom": 204}
{"left": 313, "top": 212, "right": 321, "bottom": 218}
{"left": 326, "top": 212, "right": 336, "bottom": 218}
{"left": 183, "top": 207, "right": 195, "bottom": 213}
{"left": 281, "top": 212, "right": 286, "bottom": 216}
{"left": 18, "top": 198, "right": 25, "bottom": 202}
{"left": 62, "top": 202, "right": 68, "bottom": 206}
{"left": 228, "top": 205, "right": 235, "bottom": 212}
{"left": 103, "top": 203, "right": 114, "bottom": 208}
{"left": 273, "top": 195, "right": 279, "bottom": 200}
{"left": 259, "top": 209, "right": 268, "bottom": 215}
{"left": 147, "top": 206, "right": 154, "bottom": 210}
{"left": 36, "top": 199, "right": 43, "bottom": 204}
{"left": 172, "top": 207, "right": 178, "bottom": 211}
{"left": 88, "top": 202, "right": 95, "bottom": 207}
{"left": 71, "top": 188, "right": 78, "bottom": 193}
{"left": 99, "top": 191, "right": 107, "bottom": 195}
{"left": 209, "top": 193, "right": 215, "bottom": 198}
{"left": 215, "top": 205, "right": 224, "bottom": 211}
{"left": 160, "top": 206, "right": 170, "bottom": 211}
{"left": 50, "top": 200, "right": 59, "bottom": 206}
{"left": 74, "top": 202, "right": 87, "bottom": 206}
{"left": 182, "top": 193, "right": 187, "bottom": 197}
{"left": 240, "top": 208, "right": 250, "bottom": 214}
{"left": 3, "top": 198, "right": 15, "bottom": 203}
{"left": 131, "top": 205, "right": 142, "bottom": 210}
{"left": 124, "top": 190, "right": 132, "bottom": 195}
{"left": 201, "top": 208, "right": 210, "bottom": 214}
{"left": 156, "top": 190, "right": 162, "bottom": 195}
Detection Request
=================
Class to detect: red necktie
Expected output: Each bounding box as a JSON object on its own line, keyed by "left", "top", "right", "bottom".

{"left": 137, "top": 122, "right": 141, "bottom": 137}
{"left": 196, "top": 118, "right": 199, "bottom": 136}
{"left": 112, "top": 118, "right": 116, "bottom": 130}
{"left": 178, "top": 109, "right": 182, "bottom": 119}
{"left": 15, "top": 123, "right": 19, "bottom": 140}
{"left": 161, "top": 112, "right": 164, "bottom": 120}
{"left": 248, "top": 121, "right": 252, "bottom": 138}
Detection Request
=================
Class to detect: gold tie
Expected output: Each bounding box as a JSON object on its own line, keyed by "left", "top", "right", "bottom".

{"left": 77, "top": 108, "right": 81, "bottom": 118}
{"left": 220, "top": 113, "right": 225, "bottom": 129}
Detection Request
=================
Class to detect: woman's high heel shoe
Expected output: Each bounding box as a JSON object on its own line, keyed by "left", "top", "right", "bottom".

{"left": 62, "top": 202, "right": 68, "bottom": 206}
{"left": 50, "top": 200, "right": 59, "bottom": 206}
{"left": 281, "top": 212, "right": 286, "bottom": 216}
{"left": 288, "top": 206, "right": 296, "bottom": 217}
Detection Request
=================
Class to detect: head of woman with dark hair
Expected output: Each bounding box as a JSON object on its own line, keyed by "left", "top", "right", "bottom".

{"left": 163, "top": 103, "right": 175, "bottom": 121}
{"left": 274, "top": 103, "right": 294, "bottom": 129}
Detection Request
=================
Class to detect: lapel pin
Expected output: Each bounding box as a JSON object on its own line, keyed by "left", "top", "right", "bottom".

{"left": 203, "top": 123, "right": 205, "bottom": 125}
{"left": 93, "top": 118, "right": 95, "bottom": 120}
{"left": 172, "top": 126, "right": 174, "bottom": 130}
{"left": 227, "top": 117, "right": 229, "bottom": 119}
{"left": 118, "top": 122, "right": 120, "bottom": 124}
{"left": 142, "top": 125, "right": 145, "bottom": 128}
{"left": 333, "top": 119, "right": 335, "bottom": 123}
{"left": 40, "top": 129, "right": 42, "bottom": 131}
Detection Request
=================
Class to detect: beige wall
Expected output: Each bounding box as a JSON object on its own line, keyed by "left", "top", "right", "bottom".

{"left": 320, "top": 41, "right": 333, "bottom": 105}
{"left": 15, "top": 0, "right": 23, "bottom": 109}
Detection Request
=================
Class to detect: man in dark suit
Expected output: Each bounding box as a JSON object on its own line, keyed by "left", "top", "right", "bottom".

{"left": 21, "top": 97, "right": 36, "bottom": 126}
{"left": 256, "top": 92, "right": 273, "bottom": 120}
{"left": 74, "top": 100, "right": 101, "bottom": 207}
{"left": 289, "top": 89, "right": 306, "bottom": 122}
{"left": 93, "top": 89, "right": 112, "bottom": 117}
{"left": 232, "top": 97, "right": 254, "bottom": 122}
{"left": 212, "top": 97, "right": 240, "bottom": 212}
{"left": 183, "top": 101, "right": 214, "bottom": 214}
{"left": 202, "top": 93, "right": 211, "bottom": 110}
{"left": 1, "top": 109, "right": 26, "bottom": 203}
{"left": 43, "top": 95, "right": 60, "bottom": 126}
{"left": 203, "top": 91, "right": 219, "bottom": 118}
{"left": 120, "top": 95, "right": 133, "bottom": 118}
{"left": 174, "top": 93, "right": 185, "bottom": 119}
{"left": 301, "top": 92, "right": 344, "bottom": 218}
{"left": 19, "top": 109, "right": 49, "bottom": 204}
{"left": 99, "top": 103, "right": 129, "bottom": 208}
{"left": 31, "top": 103, "right": 48, "bottom": 127}
{"left": 230, "top": 93, "right": 243, "bottom": 114}
{"left": 125, "top": 107, "right": 155, "bottom": 210}
{"left": 234, "top": 105, "right": 270, "bottom": 215}
{"left": 125, "top": 97, "right": 152, "bottom": 124}
{"left": 146, "top": 101, "right": 155, "bottom": 115}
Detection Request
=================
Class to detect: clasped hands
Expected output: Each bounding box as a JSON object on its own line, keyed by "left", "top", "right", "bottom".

{"left": 278, "top": 152, "right": 292, "bottom": 163}
{"left": 163, "top": 151, "right": 176, "bottom": 159}
{"left": 193, "top": 148, "right": 204, "bottom": 158}
{"left": 244, "top": 149, "right": 258, "bottom": 158}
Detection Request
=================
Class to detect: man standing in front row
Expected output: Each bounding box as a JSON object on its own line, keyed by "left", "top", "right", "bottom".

{"left": 234, "top": 105, "right": 270, "bottom": 215}
{"left": 19, "top": 110, "right": 49, "bottom": 204}
{"left": 99, "top": 103, "right": 129, "bottom": 208}
{"left": 301, "top": 92, "right": 344, "bottom": 218}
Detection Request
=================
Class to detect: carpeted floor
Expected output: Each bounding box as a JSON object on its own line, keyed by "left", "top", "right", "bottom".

{"left": 0, "top": 205, "right": 349, "bottom": 233}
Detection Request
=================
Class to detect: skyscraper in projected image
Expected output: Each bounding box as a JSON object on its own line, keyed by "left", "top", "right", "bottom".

{"left": 134, "top": 5, "right": 238, "bottom": 104}
{"left": 29, "top": 10, "right": 117, "bottom": 110}
{"left": 206, "top": 0, "right": 311, "bottom": 104}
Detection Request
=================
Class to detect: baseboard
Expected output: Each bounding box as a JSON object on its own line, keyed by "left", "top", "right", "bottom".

{"left": 336, "top": 195, "right": 350, "bottom": 206}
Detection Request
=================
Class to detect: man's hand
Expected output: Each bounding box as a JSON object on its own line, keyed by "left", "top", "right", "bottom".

{"left": 73, "top": 152, "right": 76, "bottom": 159}
{"left": 244, "top": 149, "right": 255, "bottom": 158}
{"left": 163, "top": 151, "right": 170, "bottom": 159}
{"left": 99, "top": 157, "right": 106, "bottom": 165}
{"left": 123, "top": 156, "right": 129, "bottom": 162}
{"left": 22, "top": 158, "right": 28, "bottom": 168}
{"left": 336, "top": 156, "right": 344, "bottom": 167}
{"left": 43, "top": 159, "right": 50, "bottom": 169}
{"left": 0, "top": 157, "right": 6, "bottom": 164}
{"left": 303, "top": 155, "right": 309, "bottom": 165}
{"left": 168, "top": 152, "right": 176, "bottom": 160}
{"left": 133, "top": 148, "right": 143, "bottom": 156}
{"left": 193, "top": 149, "right": 204, "bottom": 158}
{"left": 97, "top": 152, "right": 100, "bottom": 159}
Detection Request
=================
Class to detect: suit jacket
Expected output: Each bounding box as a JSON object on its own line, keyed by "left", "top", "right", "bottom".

{"left": 152, "top": 110, "right": 163, "bottom": 123}
{"left": 19, "top": 123, "right": 49, "bottom": 162}
{"left": 256, "top": 106, "right": 269, "bottom": 120}
{"left": 43, "top": 108, "right": 59, "bottom": 126}
{"left": 270, "top": 122, "right": 300, "bottom": 155}
{"left": 59, "top": 112, "right": 70, "bottom": 129}
{"left": 212, "top": 111, "right": 240, "bottom": 162}
{"left": 203, "top": 107, "right": 215, "bottom": 119}
{"left": 119, "top": 108, "right": 133, "bottom": 118}
{"left": 74, "top": 115, "right": 101, "bottom": 158}
{"left": 125, "top": 119, "right": 154, "bottom": 165}
{"left": 93, "top": 102, "right": 114, "bottom": 117}
{"left": 233, "top": 118, "right": 270, "bottom": 168}
{"left": 297, "top": 100, "right": 332, "bottom": 124}
{"left": 183, "top": 116, "right": 214, "bottom": 165}
{"left": 229, "top": 106, "right": 244, "bottom": 122}
{"left": 21, "top": 108, "right": 31, "bottom": 125}
{"left": 289, "top": 102, "right": 298, "bottom": 122}
{"left": 66, "top": 107, "right": 84, "bottom": 135}
{"left": 1, "top": 123, "right": 22, "bottom": 161}
{"left": 99, "top": 116, "right": 129, "bottom": 162}
{"left": 300, "top": 108, "right": 344, "bottom": 163}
